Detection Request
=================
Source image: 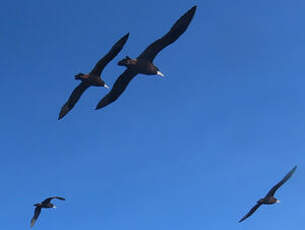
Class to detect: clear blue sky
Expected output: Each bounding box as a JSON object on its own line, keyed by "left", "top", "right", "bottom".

{"left": 1, "top": 0, "right": 304, "bottom": 229}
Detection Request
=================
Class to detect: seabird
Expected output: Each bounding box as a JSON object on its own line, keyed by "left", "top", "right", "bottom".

{"left": 95, "top": 6, "right": 197, "bottom": 109}
{"left": 239, "top": 166, "right": 297, "bottom": 223}
{"left": 58, "top": 33, "right": 129, "bottom": 119}
{"left": 30, "top": 196, "right": 65, "bottom": 227}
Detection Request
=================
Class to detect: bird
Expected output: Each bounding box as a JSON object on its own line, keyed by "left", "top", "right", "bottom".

{"left": 239, "top": 166, "right": 297, "bottom": 223}
{"left": 30, "top": 196, "right": 65, "bottom": 227}
{"left": 58, "top": 33, "right": 129, "bottom": 119}
{"left": 95, "top": 6, "right": 197, "bottom": 110}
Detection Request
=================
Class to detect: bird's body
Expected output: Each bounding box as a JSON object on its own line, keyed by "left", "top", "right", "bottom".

{"left": 58, "top": 33, "right": 129, "bottom": 119}
{"left": 118, "top": 57, "right": 161, "bottom": 75}
{"left": 74, "top": 73, "right": 106, "bottom": 87}
{"left": 96, "top": 6, "right": 197, "bottom": 109}
{"left": 239, "top": 166, "right": 297, "bottom": 223}
{"left": 30, "top": 196, "right": 65, "bottom": 227}
{"left": 258, "top": 196, "right": 279, "bottom": 205}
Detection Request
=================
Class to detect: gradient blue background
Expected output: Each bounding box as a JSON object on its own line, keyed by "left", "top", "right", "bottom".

{"left": 1, "top": 0, "right": 304, "bottom": 229}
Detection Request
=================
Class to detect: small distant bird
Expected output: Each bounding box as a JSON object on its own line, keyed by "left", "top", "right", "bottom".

{"left": 239, "top": 166, "right": 297, "bottom": 223}
{"left": 30, "top": 196, "right": 65, "bottom": 227}
{"left": 58, "top": 33, "right": 129, "bottom": 119}
{"left": 96, "top": 6, "right": 197, "bottom": 109}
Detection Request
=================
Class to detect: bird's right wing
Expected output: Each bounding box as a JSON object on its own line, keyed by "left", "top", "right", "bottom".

{"left": 239, "top": 203, "right": 262, "bottom": 223}
{"left": 42, "top": 196, "right": 66, "bottom": 205}
{"left": 58, "top": 82, "right": 91, "bottom": 120}
{"left": 266, "top": 166, "right": 297, "bottom": 197}
{"left": 30, "top": 207, "right": 41, "bottom": 228}
{"left": 137, "top": 6, "right": 196, "bottom": 62}
{"left": 96, "top": 69, "right": 137, "bottom": 109}
{"left": 90, "top": 33, "right": 129, "bottom": 76}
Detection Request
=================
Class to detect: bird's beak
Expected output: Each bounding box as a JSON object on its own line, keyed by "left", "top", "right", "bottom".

{"left": 276, "top": 200, "right": 280, "bottom": 203}
{"left": 104, "top": 84, "right": 110, "bottom": 89}
{"left": 157, "top": 71, "right": 165, "bottom": 77}
{"left": 53, "top": 205, "right": 57, "bottom": 209}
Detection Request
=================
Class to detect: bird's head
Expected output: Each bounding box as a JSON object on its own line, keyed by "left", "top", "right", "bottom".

{"left": 118, "top": 56, "right": 132, "bottom": 66}
{"left": 101, "top": 79, "right": 110, "bottom": 89}
{"left": 33, "top": 203, "right": 41, "bottom": 207}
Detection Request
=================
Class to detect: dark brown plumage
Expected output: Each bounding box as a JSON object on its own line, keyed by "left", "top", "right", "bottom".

{"left": 58, "top": 33, "right": 129, "bottom": 119}
{"left": 96, "top": 6, "right": 197, "bottom": 110}
{"left": 30, "top": 196, "right": 65, "bottom": 227}
{"left": 239, "top": 166, "right": 297, "bottom": 223}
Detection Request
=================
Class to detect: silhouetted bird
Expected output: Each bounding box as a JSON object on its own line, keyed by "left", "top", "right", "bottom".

{"left": 58, "top": 33, "right": 129, "bottom": 119}
{"left": 30, "top": 196, "right": 65, "bottom": 227}
{"left": 239, "top": 166, "right": 297, "bottom": 223}
{"left": 96, "top": 6, "right": 197, "bottom": 109}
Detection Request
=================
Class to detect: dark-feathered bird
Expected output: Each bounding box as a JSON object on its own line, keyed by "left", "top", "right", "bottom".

{"left": 96, "top": 6, "right": 197, "bottom": 109}
{"left": 58, "top": 33, "right": 129, "bottom": 119}
{"left": 239, "top": 166, "right": 297, "bottom": 223}
{"left": 30, "top": 196, "right": 65, "bottom": 227}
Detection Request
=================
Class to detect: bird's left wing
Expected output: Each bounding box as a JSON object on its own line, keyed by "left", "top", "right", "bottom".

{"left": 30, "top": 207, "right": 41, "bottom": 228}
{"left": 239, "top": 203, "right": 262, "bottom": 223}
{"left": 58, "top": 82, "right": 91, "bottom": 120}
{"left": 96, "top": 69, "right": 137, "bottom": 109}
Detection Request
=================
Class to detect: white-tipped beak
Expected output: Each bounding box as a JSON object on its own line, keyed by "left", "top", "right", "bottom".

{"left": 53, "top": 206, "right": 57, "bottom": 209}
{"left": 276, "top": 200, "right": 280, "bottom": 203}
{"left": 104, "top": 84, "right": 110, "bottom": 89}
{"left": 157, "top": 71, "right": 165, "bottom": 77}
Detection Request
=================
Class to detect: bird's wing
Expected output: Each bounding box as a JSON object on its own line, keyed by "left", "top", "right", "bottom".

{"left": 239, "top": 203, "right": 262, "bottom": 223}
{"left": 58, "top": 82, "right": 91, "bottom": 120}
{"left": 96, "top": 69, "right": 137, "bottom": 109}
{"left": 42, "top": 196, "right": 66, "bottom": 204}
{"left": 90, "top": 33, "right": 129, "bottom": 76}
{"left": 137, "top": 6, "right": 196, "bottom": 62}
{"left": 266, "top": 166, "right": 297, "bottom": 197}
{"left": 30, "top": 207, "right": 41, "bottom": 228}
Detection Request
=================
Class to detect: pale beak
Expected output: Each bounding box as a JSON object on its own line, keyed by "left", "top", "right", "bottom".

{"left": 157, "top": 71, "right": 165, "bottom": 77}
{"left": 53, "top": 205, "right": 57, "bottom": 209}
{"left": 276, "top": 200, "right": 280, "bottom": 203}
{"left": 104, "top": 84, "right": 110, "bottom": 89}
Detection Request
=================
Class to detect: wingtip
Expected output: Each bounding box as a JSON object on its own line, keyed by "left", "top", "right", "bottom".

{"left": 121, "top": 32, "right": 130, "bottom": 42}
{"left": 182, "top": 5, "right": 197, "bottom": 21}
{"left": 190, "top": 5, "right": 197, "bottom": 12}
{"left": 95, "top": 105, "right": 102, "bottom": 110}
{"left": 238, "top": 217, "right": 245, "bottom": 223}
{"left": 58, "top": 112, "right": 65, "bottom": 120}
{"left": 291, "top": 165, "right": 297, "bottom": 173}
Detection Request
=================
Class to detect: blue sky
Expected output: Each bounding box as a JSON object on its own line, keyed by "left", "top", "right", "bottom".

{"left": 1, "top": 0, "right": 305, "bottom": 229}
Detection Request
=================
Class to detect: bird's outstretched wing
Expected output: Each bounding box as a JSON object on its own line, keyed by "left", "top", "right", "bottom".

{"left": 42, "top": 196, "right": 66, "bottom": 205}
{"left": 137, "top": 6, "right": 196, "bottom": 62}
{"left": 30, "top": 206, "right": 41, "bottom": 227}
{"left": 239, "top": 203, "right": 262, "bottom": 223}
{"left": 58, "top": 82, "right": 91, "bottom": 120}
{"left": 90, "top": 33, "right": 129, "bottom": 76}
{"left": 96, "top": 69, "right": 137, "bottom": 109}
{"left": 266, "top": 166, "right": 297, "bottom": 197}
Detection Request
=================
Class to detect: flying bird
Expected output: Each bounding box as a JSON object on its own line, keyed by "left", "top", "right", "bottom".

{"left": 30, "top": 196, "right": 65, "bottom": 227}
{"left": 239, "top": 166, "right": 297, "bottom": 223}
{"left": 96, "top": 6, "right": 197, "bottom": 109}
{"left": 58, "top": 33, "right": 129, "bottom": 119}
